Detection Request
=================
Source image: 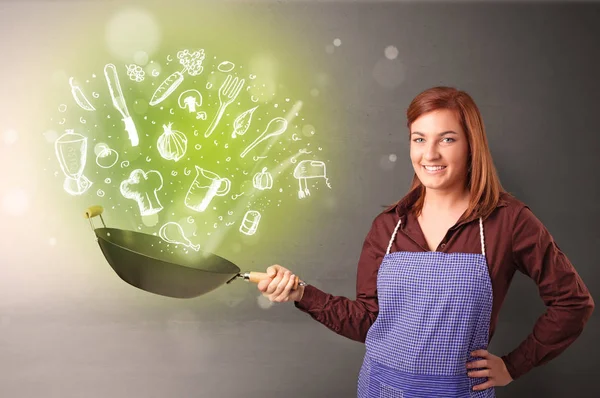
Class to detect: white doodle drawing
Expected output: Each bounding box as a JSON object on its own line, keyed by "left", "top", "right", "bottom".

{"left": 79, "top": 117, "right": 86, "bottom": 124}
{"left": 126, "top": 64, "right": 145, "bottom": 82}
{"left": 54, "top": 129, "right": 93, "bottom": 196}
{"left": 120, "top": 169, "right": 164, "bottom": 216}
{"left": 150, "top": 49, "right": 205, "bottom": 106}
{"left": 240, "top": 117, "right": 288, "bottom": 158}
{"left": 177, "top": 89, "right": 202, "bottom": 112}
{"left": 239, "top": 210, "right": 261, "bottom": 236}
{"left": 159, "top": 222, "right": 200, "bottom": 251}
{"left": 157, "top": 123, "right": 187, "bottom": 162}
{"left": 69, "top": 77, "right": 95, "bottom": 111}
{"left": 299, "top": 148, "right": 312, "bottom": 154}
{"left": 185, "top": 166, "right": 231, "bottom": 213}
{"left": 95, "top": 144, "right": 119, "bottom": 169}
{"left": 252, "top": 167, "right": 273, "bottom": 190}
{"left": 231, "top": 106, "right": 258, "bottom": 138}
{"left": 217, "top": 61, "right": 235, "bottom": 72}
{"left": 196, "top": 111, "right": 207, "bottom": 120}
{"left": 293, "top": 160, "right": 331, "bottom": 199}
{"left": 104, "top": 63, "right": 139, "bottom": 147}
{"left": 204, "top": 74, "right": 245, "bottom": 138}
{"left": 120, "top": 160, "right": 130, "bottom": 168}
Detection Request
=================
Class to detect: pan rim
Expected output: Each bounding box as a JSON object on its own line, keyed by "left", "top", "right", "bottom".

{"left": 94, "top": 227, "right": 241, "bottom": 275}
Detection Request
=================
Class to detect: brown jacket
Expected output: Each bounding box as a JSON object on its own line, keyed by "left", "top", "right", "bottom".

{"left": 294, "top": 190, "right": 594, "bottom": 380}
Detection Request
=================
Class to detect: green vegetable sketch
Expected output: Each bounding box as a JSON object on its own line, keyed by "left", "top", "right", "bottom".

{"left": 69, "top": 77, "right": 96, "bottom": 111}
{"left": 149, "top": 49, "right": 205, "bottom": 106}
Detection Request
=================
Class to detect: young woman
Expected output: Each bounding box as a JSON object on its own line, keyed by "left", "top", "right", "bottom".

{"left": 257, "top": 86, "right": 595, "bottom": 397}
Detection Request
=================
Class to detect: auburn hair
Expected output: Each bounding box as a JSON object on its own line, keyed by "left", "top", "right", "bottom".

{"left": 399, "top": 86, "right": 507, "bottom": 223}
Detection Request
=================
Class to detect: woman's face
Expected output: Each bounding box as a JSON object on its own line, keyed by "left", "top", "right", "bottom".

{"left": 409, "top": 109, "right": 470, "bottom": 194}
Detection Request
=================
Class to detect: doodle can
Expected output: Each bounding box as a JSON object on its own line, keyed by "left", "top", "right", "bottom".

{"left": 239, "top": 210, "right": 261, "bottom": 236}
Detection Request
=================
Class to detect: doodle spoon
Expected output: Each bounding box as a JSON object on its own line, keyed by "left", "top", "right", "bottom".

{"left": 240, "top": 117, "right": 288, "bottom": 158}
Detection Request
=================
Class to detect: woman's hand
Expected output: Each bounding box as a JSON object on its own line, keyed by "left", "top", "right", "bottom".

{"left": 467, "top": 350, "right": 513, "bottom": 391}
{"left": 257, "top": 264, "right": 305, "bottom": 303}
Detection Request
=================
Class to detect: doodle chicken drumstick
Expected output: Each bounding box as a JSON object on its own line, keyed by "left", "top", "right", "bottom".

{"left": 104, "top": 63, "right": 139, "bottom": 147}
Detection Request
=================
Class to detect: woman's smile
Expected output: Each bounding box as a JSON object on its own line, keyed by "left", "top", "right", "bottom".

{"left": 423, "top": 165, "right": 447, "bottom": 174}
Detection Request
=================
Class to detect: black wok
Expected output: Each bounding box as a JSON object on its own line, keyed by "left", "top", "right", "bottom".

{"left": 84, "top": 205, "right": 305, "bottom": 299}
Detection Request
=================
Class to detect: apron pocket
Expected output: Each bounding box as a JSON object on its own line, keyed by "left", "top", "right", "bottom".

{"left": 379, "top": 383, "right": 405, "bottom": 398}
{"left": 367, "top": 362, "right": 405, "bottom": 398}
{"left": 367, "top": 376, "right": 404, "bottom": 398}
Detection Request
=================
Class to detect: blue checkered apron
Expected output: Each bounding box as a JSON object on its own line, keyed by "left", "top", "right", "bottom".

{"left": 357, "top": 217, "right": 495, "bottom": 398}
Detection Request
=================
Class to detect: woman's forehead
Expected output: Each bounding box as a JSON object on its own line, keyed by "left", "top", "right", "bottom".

{"left": 411, "top": 111, "right": 463, "bottom": 134}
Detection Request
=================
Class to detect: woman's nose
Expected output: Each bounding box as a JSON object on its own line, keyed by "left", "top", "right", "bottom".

{"left": 424, "top": 143, "right": 440, "bottom": 159}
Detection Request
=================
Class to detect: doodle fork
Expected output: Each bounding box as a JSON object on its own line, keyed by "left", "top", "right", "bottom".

{"left": 204, "top": 74, "right": 245, "bottom": 138}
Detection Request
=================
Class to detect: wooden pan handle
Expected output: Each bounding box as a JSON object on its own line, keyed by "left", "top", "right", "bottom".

{"left": 246, "top": 271, "right": 303, "bottom": 290}
{"left": 84, "top": 205, "right": 104, "bottom": 219}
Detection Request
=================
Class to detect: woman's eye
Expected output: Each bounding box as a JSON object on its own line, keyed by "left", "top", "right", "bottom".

{"left": 413, "top": 138, "right": 424, "bottom": 143}
{"left": 442, "top": 138, "right": 455, "bottom": 143}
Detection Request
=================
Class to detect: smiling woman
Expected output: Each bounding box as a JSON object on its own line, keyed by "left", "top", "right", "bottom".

{"left": 257, "top": 86, "right": 595, "bottom": 398}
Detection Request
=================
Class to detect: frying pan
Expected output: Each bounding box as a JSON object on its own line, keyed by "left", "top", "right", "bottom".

{"left": 84, "top": 205, "right": 305, "bottom": 299}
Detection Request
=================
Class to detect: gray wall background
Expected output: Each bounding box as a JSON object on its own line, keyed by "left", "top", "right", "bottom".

{"left": 1, "top": 1, "right": 598, "bottom": 397}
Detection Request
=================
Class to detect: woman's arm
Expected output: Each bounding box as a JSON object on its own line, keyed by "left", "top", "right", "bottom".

{"left": 293, "top": 219, "right": 385, "bottom": 342}
{"left": 501, "top": 205, "right": 595, "bottom": 379}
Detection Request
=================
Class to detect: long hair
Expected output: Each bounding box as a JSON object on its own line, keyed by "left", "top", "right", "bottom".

{"left": 399, "top": 86, "right": 506, "bottom": 222}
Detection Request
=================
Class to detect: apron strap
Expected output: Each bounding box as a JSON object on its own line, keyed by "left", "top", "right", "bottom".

{"left": 385, "top": 216, "right": 486, "bottom": 256}
{"left": 386, "top": 217, "right": 402, "bottom": 255}
{"left": 479, "top": 217, "right": 486, "bottom": 257}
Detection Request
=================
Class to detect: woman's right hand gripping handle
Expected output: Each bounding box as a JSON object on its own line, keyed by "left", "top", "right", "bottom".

{"left": 257, "top": 264, "right": 305, "bottom": 303}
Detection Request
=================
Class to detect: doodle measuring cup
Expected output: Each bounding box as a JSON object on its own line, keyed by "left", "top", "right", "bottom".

{"left": 185, "top": 166, "right": 231, "bottom": 212}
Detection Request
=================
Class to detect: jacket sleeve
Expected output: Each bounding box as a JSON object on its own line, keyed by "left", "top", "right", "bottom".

{"left": 501, "top": 205, "right": 595, "bottom": 379}
{"left": 293, "top": 218, "right": 385, "bottom": 342}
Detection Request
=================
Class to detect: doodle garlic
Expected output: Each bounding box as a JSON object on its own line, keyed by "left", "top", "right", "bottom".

{"left": 157, "top": 123, "right": 187, "bottom": 162}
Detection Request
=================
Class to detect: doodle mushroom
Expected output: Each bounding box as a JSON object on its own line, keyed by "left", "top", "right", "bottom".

{"left": 177, "top": 89, "right": 203, "bottom": 113}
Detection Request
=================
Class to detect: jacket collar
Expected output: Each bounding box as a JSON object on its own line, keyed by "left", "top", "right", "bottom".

{"left": 386, "top": 188, "right": 509, "bottom": 229}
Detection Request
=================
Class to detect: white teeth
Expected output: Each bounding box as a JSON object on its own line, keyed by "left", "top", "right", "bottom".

{"left": 424, "top": 166, "right": 445, "bottom": 171}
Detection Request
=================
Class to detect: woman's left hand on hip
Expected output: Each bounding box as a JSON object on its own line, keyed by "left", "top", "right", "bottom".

{"left": 466, "top": 349, "right": 513, "bottom": 391}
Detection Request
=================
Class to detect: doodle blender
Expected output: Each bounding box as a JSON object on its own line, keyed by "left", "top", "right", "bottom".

{"left": 48, "top": 47, "right": 334, "bottom": 292}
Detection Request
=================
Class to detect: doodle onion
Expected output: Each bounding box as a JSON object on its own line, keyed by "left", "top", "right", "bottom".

{"left": 157, "top": 123, "right": 188, "bottom": 162}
